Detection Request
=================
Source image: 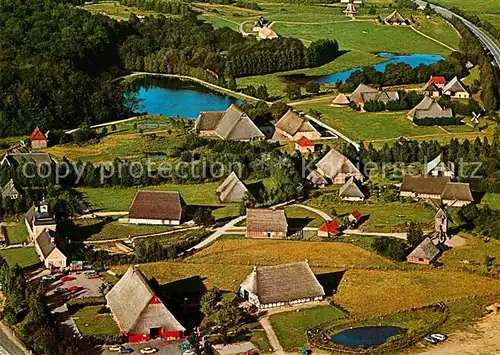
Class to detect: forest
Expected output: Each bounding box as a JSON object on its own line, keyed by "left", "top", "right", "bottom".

{"left": 0, "top": 0, "right": 339, "bottom": 137}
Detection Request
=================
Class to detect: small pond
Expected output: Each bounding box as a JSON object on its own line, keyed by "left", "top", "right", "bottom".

{"left": 131, "top": 76, "right": 241, "bottom": 119}
{"left": 331, "top": 326, "right": 406, "bottom": 348}
{"left": 145, "top": 152, "right": 168, "bottom": 159}
{"left": 283, "top": 53, "right": 445, "bottom": 85}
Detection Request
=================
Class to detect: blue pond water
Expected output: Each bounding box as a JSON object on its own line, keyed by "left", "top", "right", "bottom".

{"left": 133, "top": 77, "right": 241, "bottom": 119}
{"left": 316, "top": 53, "right": 444, "bottom": 84}
{"left": 331, "top": 326, "right": 405, "bottom": 348}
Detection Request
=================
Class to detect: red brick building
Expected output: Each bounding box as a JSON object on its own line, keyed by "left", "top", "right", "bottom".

{"left": 106, "top": 266, "right": 185, "bottom": 343}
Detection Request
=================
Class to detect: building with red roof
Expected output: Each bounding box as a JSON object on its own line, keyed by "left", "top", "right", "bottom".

{"left": 348, "top": 210, "right": 362, "bottom": 226}
{"left": 317, "top": 220, "right": 341, "bottom": 238}
{"left": 295, "top": 136, "right": 315, "bottom": 154}
{"left": 428, "top": 76, "right": 446, "bottom": 89}
{"left": 30, "top": 127, "right": 47, "bottom": 149}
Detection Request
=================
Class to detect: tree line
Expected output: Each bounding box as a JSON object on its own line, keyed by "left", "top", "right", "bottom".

{"left": 450, "top": 16, "right": 499, "bottom": 112}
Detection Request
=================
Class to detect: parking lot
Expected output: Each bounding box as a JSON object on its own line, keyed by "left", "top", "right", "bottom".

{"left": 100, "top": 339, "right": 186, "bottom": 355}
{"left": 43, "top": 271, "right": 104, "bottom": 298}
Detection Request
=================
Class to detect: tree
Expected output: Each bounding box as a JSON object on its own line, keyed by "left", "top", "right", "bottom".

{"left": 194, "top": 207, "right": 215, "bottom": 226}
{"left": 212, "top": 299, "right": 245, "bottom": 344}
{"left": 407, "top": 222, "right": 425, "bottom": 248}
{"left": 200, "top": 288, "right": 221, "bottom": 320}
{"left": 270, "top": 101, "right": 289, "bottom": 120}
{"left": 284, "top": 84, "right": 301, "bottom": 100}
{"left": 304, "top": 81, "right": 320, "bottom": 94}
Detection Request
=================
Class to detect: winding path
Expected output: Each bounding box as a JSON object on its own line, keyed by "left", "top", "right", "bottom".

{"left": 409, "top": 25, "right": 457, "bottom": 52}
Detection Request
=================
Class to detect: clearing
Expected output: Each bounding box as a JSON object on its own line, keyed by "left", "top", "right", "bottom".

{"left": 3, "top": 221, "right": 28, "bottom": 244}
{"left": 0, "top": 247, "right": 40, "bottom": 268}
{"left": 73, "top": 306, "right": 122, "bottom": 338}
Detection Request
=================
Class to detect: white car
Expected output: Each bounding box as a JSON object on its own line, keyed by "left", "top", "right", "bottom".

{"left": 182, "top": 351, "right": 196, "bottom": 355}
{"left": 41, "top": 274, "right": 57, "bottom": 281}
{"left": 431, "top": 333, "right": 447, "bottom": 342}
{"left": 108, "top": 345, "right": 122, "bottom": 352}
{"left": 140, "top": 347, "right": 158, "bottom": 354}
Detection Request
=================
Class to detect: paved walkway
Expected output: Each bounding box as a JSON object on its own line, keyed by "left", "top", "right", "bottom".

{"left": 187, "top": 215, "right": 246, "bottom": 251}
{"left": 259, "top": 316, "right": 284, "bottom": 354}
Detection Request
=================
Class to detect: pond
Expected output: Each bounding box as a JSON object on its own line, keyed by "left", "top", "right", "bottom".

{"left": 331, "top": 326, "right": 406, "bottom": 348}
{"left": 283, "top": 53, "right": 445, "bottom": 85}
{"left": 131, "top": 76, "right": 241, "bottom": 119}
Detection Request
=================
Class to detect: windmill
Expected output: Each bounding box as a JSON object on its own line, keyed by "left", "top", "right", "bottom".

{"left": 471, "top": 112, "right": 481, "bottom": 132}
{"left": 427, "top": 198, "right": 458, "bottom": 244}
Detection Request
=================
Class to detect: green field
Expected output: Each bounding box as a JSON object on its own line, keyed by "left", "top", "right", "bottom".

{"left": 80, "top": 1, "right": 165, "bottom": 21}
{"left": 77, "top": 180, "right": 240, "bottom": 221}
{"left": 4, "top": 221, "right": 28, "bottom": 245}
{"left": 431, "top": 0, "right": 500, "bottom": 27}
{"left": 306, "top": 196, "right": 435, "bottom": 233}
{"left": 294, "top": 98, "right": 446, "bottom": 141}
{"left": 0, "top": 247, "right": 40, "bottom": 268}
{"left": 73, "top": 306, "right": 122, "bottom": 337}
{"left": 285, "top": 206, "right": 325, "bottom": 229}
{"left": 270, "top": 305, "right": 346, "bottom": 349}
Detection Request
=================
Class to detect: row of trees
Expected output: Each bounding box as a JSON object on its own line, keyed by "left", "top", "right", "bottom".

{"left": 449, "top": 6, "right": 500, "bottom": 42}
{"left": 0, "top": 260, "right": 80, "bottom": 354}
{"left": 457, "top": 203, "right": 500, "bottom": 240}
{"left": 413, "top": 116, "right": 463, "bottom": 126}
{"left": 372, "top": 222, "right": 426, "bottom": 261}
{"left": 450, "top": 17, "right": 499, "bottom": 111}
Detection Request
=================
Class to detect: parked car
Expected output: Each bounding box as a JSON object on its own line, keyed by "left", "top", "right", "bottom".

{"left": 119, "top": 347, "right": 134, "bottom": 354}
{"left": 140, "top": 347, "right": 158, "bottom": 354}
{"left": 54, "top": 287, "right": 67, "bottom": 294}
{"left": 108, "top": 345, "right": 122, "bottom": 352}
{"left": 182, "top": 351, "right": 196, "bottom": 355}
{"left": 87, "top": 274, "right": 100, "bottom": 279}
{"left": 41, "top": 274, "right": 58, "bottom": 281}
{"left": 84, "top": 271, "right": 96, "bottom": 277}
{"left": 60, "top": 276, "right": 75, "bottom": 282}
{"left": 430, "top": 333, "right": 447, "bottom": 342}
{"left": 67, "top": 286, "right": 79, "bottom": 293}
{"left": 424, "top": 335, "right": 439, "bottom": 344}
{"left": 178, "top": 343, "right": 193, "bottom": 350}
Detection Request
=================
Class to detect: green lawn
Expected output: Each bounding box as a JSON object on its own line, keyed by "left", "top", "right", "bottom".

{"left": 80, "top": 1, "right": 165, "bottom": 21}
{"left": 0, "top": 247, "right": 40, "bottom": 268}
{"left": 73, "top": 306, "right": 122, "bottom": 337}
{"left": 76, "top": 180, "right": 240, "bottom": 221}
{"left": 285, "top": 206, "right": 325, "bottom": 229}
{"left": 295, "top": 99, "right": 443, "bottom": 141}
{"left": 4, "top": 221, "right": 28, "bottom": 245}
{"left": 431, "top": 0, "right": 500, "bottom": 27}
{"left": 305, "top": 196, "right": 435, "bottom": 233}
{"left": 250, "top": 330, "right": 272, "bottom": 352}
{"left": 270, "top": 305, "right": 346, "bottom": 350}
{"left": 413, "top": 14, "right": 461, "bottom": 50}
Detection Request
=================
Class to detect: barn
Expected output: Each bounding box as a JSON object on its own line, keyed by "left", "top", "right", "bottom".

{"left": 128, "top": 191, "right": 185, "bottom": 225}
{"left": 106, "top": 266, "right": 185, "bottom": 343}
{"left": 246, "top": 208, "right": 288, "bottom": 239}
{"left": 239, "top": 261, "right": 325, "bottom": 309}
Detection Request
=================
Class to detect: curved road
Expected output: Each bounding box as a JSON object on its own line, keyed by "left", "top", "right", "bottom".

{"left": 412, "top": 0, "right": 500, "bottom": 69}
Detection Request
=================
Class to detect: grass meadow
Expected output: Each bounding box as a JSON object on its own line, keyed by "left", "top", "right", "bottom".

{"left": 4, "top": 221, "right": 28, "bottom": 244}
{"left": 73, "top": 306, "right": 122, "bottom": 337}
{"left": 80, "top": 1, "right": 165, "bottom": 21}
{"left": 0, "top": 247, "right": 40, "bottom": 268}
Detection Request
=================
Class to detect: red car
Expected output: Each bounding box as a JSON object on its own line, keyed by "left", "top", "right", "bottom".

{"left": 86, "top": 274, "right": 100, "bottom": 279}
{"left": 67, "top": 286, "right": 79, "bottom": 293}
{"left": 60, "top": 276, "right": 75, "bottom": 282}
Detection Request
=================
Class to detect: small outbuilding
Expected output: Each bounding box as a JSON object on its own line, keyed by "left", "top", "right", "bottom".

{"left": 239, "top": 261, "right": 325, "bottom": 309}
{"left": 331, "top": 93, "right": 351, "bottom": 106}
{"left": 442, "top": 76, "right": 470, "bottom": 98}
{"left": 383, "top": 11, "right": 409, "bottom": 25}
{"left": 216, "top": 172, "right": 250, "bottom": 203}
{"left": 406, "top": 237, "right": 440, "bottom": 265}
{"left": 318, "top": 220, "right": 341, "bottom": 238}
{"left": 106, "top": 266, "right": 185, "bottom": 343}
{"left": 348, "top": 209, "right": 362, "bottom": 226}
{"left": 274, "top": 110, "right": 320, "bottom": 142}
{"left": 246, "top": 208, "right": 287, "bottom": 239}
{"left": 128, "top": 191, "right": 185, "bottom": 225}
{"left": 295, "top": 136, "right": 315, "bottom": 154}
{"left": 310, "top": 149, "right": 364, "bottom": 185}
{"left": 1, "top": 179, "right": 21, "bottom": 200}
{"left": 30, "top": 127, "right": 48, "bottom": 149}
{"left": 339, "top": 177, "right": 365, "bottom": 201}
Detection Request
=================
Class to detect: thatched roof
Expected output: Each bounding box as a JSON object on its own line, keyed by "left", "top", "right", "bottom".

{"left": 443, "top": 76, "right": 469, "bottom": 94}
{"left": 407, "top": 237, "right": 439, "bottom": 261}
{"left": 258, "top": 26, "right": 278, "bottom": 39}
{"left": 1, "top": 179, "right": 20, "bottom": 198}
{"left": 196, "top": 105, "right": 264, "bottom": 141}
{"left": 276, "top": 110, "right": 306, "bottom": 136}
{"left": 400, "top": 175, "right": 450, "bottom": 195}
{"left": 349, "top": 83, "right": 377, "bottom": 104}
{"left": 1, "top": 152, "right": 53, "bottom": 166}
{"left": 240, "top": 261, "right": 325, "bottom": 304}
{"left": 441, "top": 182, "right": 473, "bottom": 202}
{"left": 408, "top": 96, "right": 453, "bottom": 120}
{"left": 307, "top": 170, "right": 328, "bottom": 187}
{"left": 246, "top": 208, "right": 287, "bottom": 233}
{"left": 422, "top": 81, "right": 440, "bottom": 93}
{"left": 129, "top": 191, "right": 184, "bottom": 221}
{"left": 339, "top": 177, "right": 365, "bottom": 199}
{"left": 216, "top": 172, "right": 249, "bottom": 203}
{"left": 106, "top": 266, "right": 185, "bottom": 334}
{"left": 384, "top": 10, "right": 407, "bottom": 23}
{"left": 316, "top": 149, "right": 362, "bottom": 180}
{"left": 332, "top": 93, "right": 351, "bottom": 105}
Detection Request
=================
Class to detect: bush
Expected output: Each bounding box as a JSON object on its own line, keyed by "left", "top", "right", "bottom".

{"left": 413, "top": 116, "right": 463, "bottom": 126}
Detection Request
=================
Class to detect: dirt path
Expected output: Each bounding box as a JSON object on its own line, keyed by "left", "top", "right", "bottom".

{"left": 410, "top": 26, "right": 457, "bottom": 52}
{"left": 416, "top": 313, "right": 500, "bottom": 355}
